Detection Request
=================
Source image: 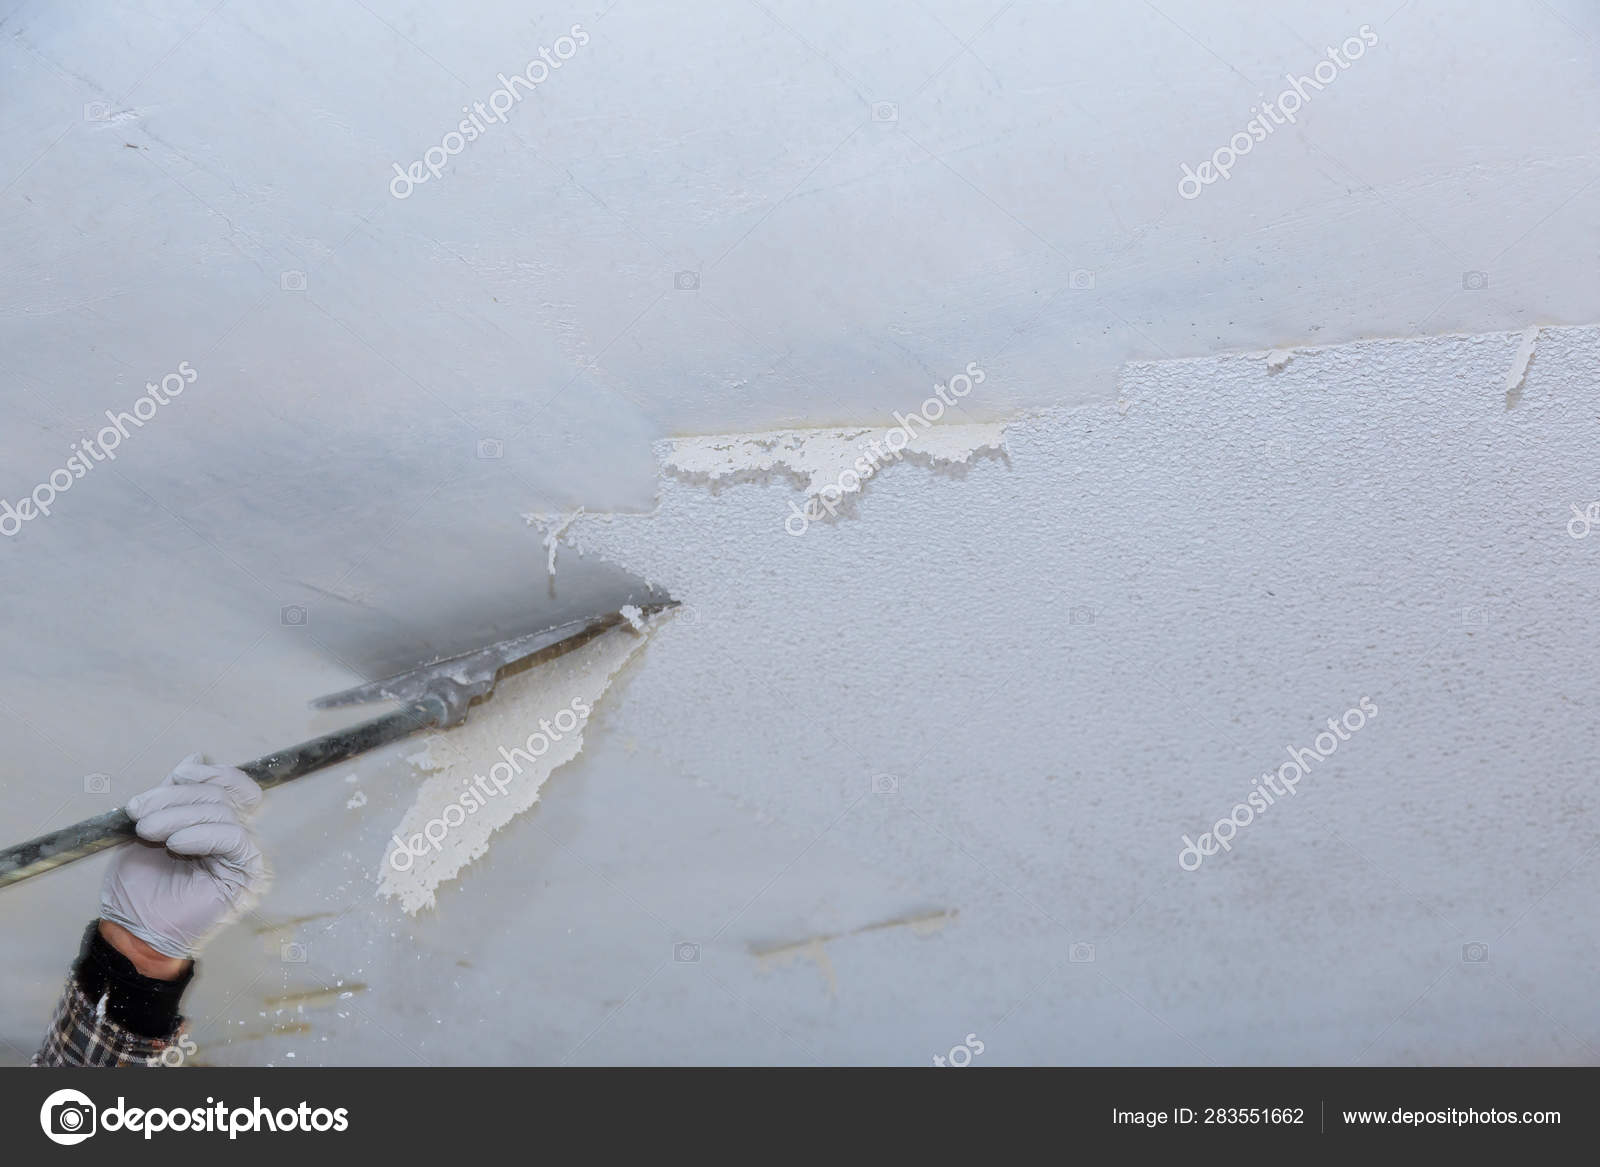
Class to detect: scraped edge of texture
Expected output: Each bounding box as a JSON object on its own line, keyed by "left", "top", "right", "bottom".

{"left": 1504, "top": 325, "right": 1541, "bottom": 407}
{"left": 539, "top": 506, "right": 584, "bottom": 577}
{"left": 377, "top": 614, "right": 662, "bottom": 914}
{"left": 661, "top": 419, "right": 1011, "bottom": 501}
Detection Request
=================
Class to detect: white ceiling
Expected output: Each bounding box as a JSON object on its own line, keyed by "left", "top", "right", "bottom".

{"left": 2, "top": 0, "right": 1598, "bottom": 1063}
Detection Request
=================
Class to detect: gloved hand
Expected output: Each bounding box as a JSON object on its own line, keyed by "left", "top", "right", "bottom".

{"left": 99, "top": 754, "right": 269, "bottom": 959}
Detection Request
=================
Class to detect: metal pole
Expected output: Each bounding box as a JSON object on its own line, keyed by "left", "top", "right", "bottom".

{"left": 0, "top": 697, "right": 445, "bottom": 891}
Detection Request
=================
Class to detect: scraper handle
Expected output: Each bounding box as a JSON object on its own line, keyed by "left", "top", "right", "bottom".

{"left": 0, "top": 697, "right": 446, "bottom": 891}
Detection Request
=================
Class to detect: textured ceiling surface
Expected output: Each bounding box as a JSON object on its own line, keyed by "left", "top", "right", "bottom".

{"left": 1, "top": 0, "right": 1598, "bottom": 1064}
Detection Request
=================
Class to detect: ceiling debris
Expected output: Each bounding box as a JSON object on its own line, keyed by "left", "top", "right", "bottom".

{"left": 528, "top": 506, "right": 585, "bottom": 579}
{"left": 377, "top": 612, "right": 666, "bottom": 914}
{"left": 752, "top": 909, "right": 958, "bottom": 996}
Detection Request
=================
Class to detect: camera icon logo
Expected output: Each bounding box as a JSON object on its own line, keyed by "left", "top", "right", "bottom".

{"left": 872, "top": 101, "right": 898, "bottom": 123}
{"left": 871, "top": 773, "right": 898, "bottom": 795}
{"left": 281, "top": 604, "right": 308, "bottom": 626}
{"left": 674, "top": 942, "right": 700, "bottom": 963}
{"left": 41, "top": 1088, "right": 97, "bottom": 1145}
{"left": 1462, "top": 271, "right": 1489, "bottom": 291}
{"left": 476, "top": 438, "right": 505, "bottom": 460}
{"left": 1068, "top": 605, "right": 1097, "bottom": 626}
{"left": 1069, "top": 268, "right": 1096, "bottom": 290}
{"left": 1461, "top": 942, "right": 1489, "bottom": 964}
{"left": 83, "top": 102, "right": 111, "bottom": 122}
{"left": 83, "top": 773, "right": 111, "bottom": 795}
{"left": 280, "top": 941, "right": 308, "bottom": 963}
{"left": 674, "top": 270, "right": 700, "bottom": 291}
{"left": 1460, "top": 606, "right": 1489, "bottom": 629}
{"left": 1069, "top": 941, "right": 1096, "bottom": 963}
{"left": 280, "top": 270, "right": 307, "bottom": 292}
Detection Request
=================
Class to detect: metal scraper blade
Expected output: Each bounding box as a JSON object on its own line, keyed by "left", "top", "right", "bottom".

{"left": 309, "top": 598, "right": 677, "bottom": 725}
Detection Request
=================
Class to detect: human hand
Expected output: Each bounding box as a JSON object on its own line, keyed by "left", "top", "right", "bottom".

{"left": 99, "top": 754, "right": 268, "bottom": 962}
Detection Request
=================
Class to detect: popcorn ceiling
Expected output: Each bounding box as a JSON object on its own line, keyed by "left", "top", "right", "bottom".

{"left": 394, "top": 419, "right": 1015, "bottom": 916}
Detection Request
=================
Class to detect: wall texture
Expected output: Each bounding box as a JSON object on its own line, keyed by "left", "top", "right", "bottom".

{"left": 2, "top": 0, "right": 1598, "bottom": 1064}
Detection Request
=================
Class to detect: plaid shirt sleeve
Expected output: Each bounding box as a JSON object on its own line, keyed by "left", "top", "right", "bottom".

{"left": 32, "top": 980, "right": 177, "bottom": 1068}
{"left": 32, "top": 922, "right": 193, "bottom": 1068}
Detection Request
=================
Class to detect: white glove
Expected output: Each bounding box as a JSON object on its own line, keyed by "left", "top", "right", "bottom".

{"left": 100, "top": 754, "right": 269, "bottom": 959}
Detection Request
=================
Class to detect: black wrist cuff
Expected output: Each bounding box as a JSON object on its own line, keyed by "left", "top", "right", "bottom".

{"left": 73, "top": 921, "right": 194, "bottom": 1039}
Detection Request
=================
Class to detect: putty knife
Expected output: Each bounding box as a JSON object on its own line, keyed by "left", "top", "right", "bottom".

{"left": 0, "top": 599, "right": 675, "bottom": 890}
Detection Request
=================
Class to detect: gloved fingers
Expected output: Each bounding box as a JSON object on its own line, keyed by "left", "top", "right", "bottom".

{"left": 126, "top": 781, "right": 236, "bottom": 821}
{"left": 166, "top": 821, "right": 264, "bottom": 875}
{"left": 165, "top": 755, "right": 263, "bottom": 813}
{"left": 133, "top": 801, "right": 244, "bottom": 845}
{"left": 120, "top": 752, "right": 203, "bottom": 803}
{"left": 122, "top": 755, "right": 262, "bottom": 820}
